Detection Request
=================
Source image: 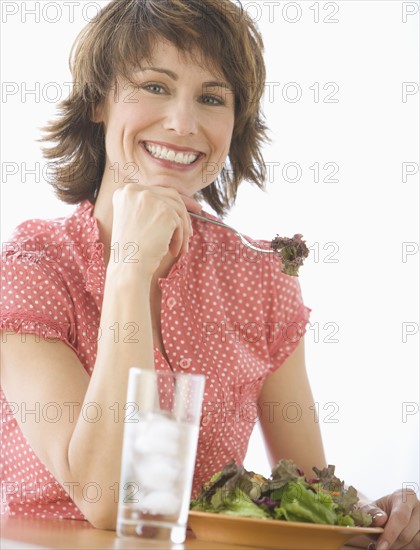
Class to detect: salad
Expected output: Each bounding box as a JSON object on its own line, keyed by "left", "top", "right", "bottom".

{"left": 271, "top": 234, "right": 309, "bottom": 277}
{"left": 191, "top": 459, "right": 373, "bottom": 528}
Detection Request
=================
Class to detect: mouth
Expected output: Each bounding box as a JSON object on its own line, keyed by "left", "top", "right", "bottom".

{"left": 143, "top": 141, "right": 202, "bottom": 166}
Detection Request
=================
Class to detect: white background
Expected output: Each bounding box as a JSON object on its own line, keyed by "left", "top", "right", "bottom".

{"left": 1, "top": 1, "right": 419, "bottom": 501}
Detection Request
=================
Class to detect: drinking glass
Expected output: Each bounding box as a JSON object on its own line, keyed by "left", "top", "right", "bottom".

{"left": 117, "top": 368, "right": 205, "bottom": 544}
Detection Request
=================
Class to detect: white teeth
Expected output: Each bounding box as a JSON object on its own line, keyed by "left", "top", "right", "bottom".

{"left": 144, "top": 143, "right": 199, "bottom": 165}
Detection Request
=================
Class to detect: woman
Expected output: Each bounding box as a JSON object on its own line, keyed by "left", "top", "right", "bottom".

{"left": 1, "top": 0, "right": 418, "bottom": 547}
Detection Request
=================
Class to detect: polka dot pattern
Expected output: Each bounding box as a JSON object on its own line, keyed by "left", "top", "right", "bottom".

{"left": 0, "top": 201, "right": 310, "bottom": 520}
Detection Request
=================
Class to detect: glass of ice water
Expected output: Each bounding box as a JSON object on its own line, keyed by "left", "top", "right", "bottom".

{"left": 117, "top": 368, "right": 205, "bottom": 544}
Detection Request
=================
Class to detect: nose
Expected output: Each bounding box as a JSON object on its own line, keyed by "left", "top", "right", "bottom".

{"left": 162, "top": 100, "right": 198, "bottom": 136}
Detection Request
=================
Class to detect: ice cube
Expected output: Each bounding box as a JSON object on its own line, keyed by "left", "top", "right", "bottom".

{"left": 134, "top": 456, "right": 180, "bottom": 490}
{"left": 134, "top": 432, "right": 179, "bottom": 456}
{"left": 138, "top": 490, "right": 181, "bottom": 515}
{"left": 148, "top": 414, "right": 181, "bottom": 441}
{"left": 134, "top": 415, "right": 180, "bottom": 456}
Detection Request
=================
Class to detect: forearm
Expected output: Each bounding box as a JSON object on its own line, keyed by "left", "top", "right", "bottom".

{"left": 259, "top": 340, "right": 327, "bottom": 476}
{"left": 67, "top": 266, "right": 154, "bottom": 527}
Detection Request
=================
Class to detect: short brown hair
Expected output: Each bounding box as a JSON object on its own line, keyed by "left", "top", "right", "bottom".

{"left": 41, "top": 0, "right": 268, "bottom": 216}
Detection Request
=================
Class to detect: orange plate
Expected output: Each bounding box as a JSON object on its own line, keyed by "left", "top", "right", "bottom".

{"left": 188, "top": 511, "right": 383, "bottom": 550}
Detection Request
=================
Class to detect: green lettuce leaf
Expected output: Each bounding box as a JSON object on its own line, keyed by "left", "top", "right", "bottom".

{"left": 274, "top": 482, "right": 337, "bottom": 525}
{"left": 211, "top": 488, "right": 269, "bottom": 519}
{"left": 350, "top": 508, "right": 373, "bottom": 527}
{"left": 269, "top": 459, "right": 306, "bottom": 500}
{"left": 336, "top": 513, "right": 355, "bottom": 526}
{"left": 311, "top": 465, "right": 372, "bottom": 526}
{"left": 271, "top": 459, "right": 302, "bottom": 484}
{"left": 332, "top": 485, "right": 359, "bottom": 515}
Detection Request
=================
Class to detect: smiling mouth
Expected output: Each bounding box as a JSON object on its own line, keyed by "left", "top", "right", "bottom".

{"left": 143, "top": 142, "right": 201, "bottom": 165}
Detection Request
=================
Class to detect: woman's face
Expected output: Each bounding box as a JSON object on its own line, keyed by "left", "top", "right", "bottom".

{"left": 97, "top": 39, "right": 235, "bottom": 197}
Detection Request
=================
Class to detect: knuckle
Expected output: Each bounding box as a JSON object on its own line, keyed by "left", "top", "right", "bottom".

{"left": 404, "top": 489, "right": 420, "bottom": 502}
{"left": 114, "top": 183, "right": 137, "bottom": 201}
{"left": 122, "top": 182, "right": 138, "bottom": 193}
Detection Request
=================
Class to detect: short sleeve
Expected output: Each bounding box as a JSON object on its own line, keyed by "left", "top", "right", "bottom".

{"left": 263, "top": 254, "right": 311, "bottom": 373}
{"left": 0, "top": 248, "right": 77, "bottom": 353}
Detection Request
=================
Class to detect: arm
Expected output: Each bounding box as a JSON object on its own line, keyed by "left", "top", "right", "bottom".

{"left": 259, "top": 339, "right": 420, "bottom": 550}
{"left": 258, "top": 337, "right": 327, "bottom": 476}
{"left": 1, "top": 184, "right": 198, "bottom": 529}
{"left": 1, "top": 263, "right": 154, "bottom": 529}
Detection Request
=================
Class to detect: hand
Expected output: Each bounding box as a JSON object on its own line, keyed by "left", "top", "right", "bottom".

{"left": 111, "top": 182, "right": 202, "bottom": 275}
{"left": 360, "top": 488, "right": 419, "bottom": 549}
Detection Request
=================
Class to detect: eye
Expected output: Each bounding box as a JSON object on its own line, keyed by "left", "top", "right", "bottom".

{"left": 143, "top": 83, "right": 166, "bottom": 94}
{"left": 201, "top": 95, "right": 224, "bottom": 106}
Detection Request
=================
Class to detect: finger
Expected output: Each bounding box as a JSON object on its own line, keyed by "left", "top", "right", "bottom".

{"left": 370, "top": 509, "right": 388, "bottom": 527}
{"left": 358, "top": 503, "right": 388, "bottom": 526}
{"left": 180, "top": 194, "right": 202, "bottom": 214}
{"left": 152, "top": 187, "right": 194, "bottom": 220}
{"left": 133, "top": 186, "right": 193, "bottom": 255}
{"left": 150, "top": 188, "right": 201, "bottom": 231}
{"left": 181, "top": 211, "right": 191, "bottom": 256}
{"left": 153, "top": 184, "right": 202, "bottom": 214}
{"left": 376, "top": 505, "right": 413, "bottom": 550}
{"left": 168, "top": 225, "right": 183, "bottom": 258}
{"left": 400, "top": 529, "right": 419, "bottom": 549}
{"left": 162, "top": 196, "right": 193, "bottom": 254}
{"left": 159, "top": 191, "right": 194, "bottom": 249}
{"left": 394, "top": 519, "right": 420, "bottom": 549}
{"left": 397, "top": 502, "right": 420, "bottom": 548}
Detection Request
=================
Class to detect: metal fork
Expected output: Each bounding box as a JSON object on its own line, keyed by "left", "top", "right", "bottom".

{"left": 189, "top": 211, "right": 275, "bottom": 254}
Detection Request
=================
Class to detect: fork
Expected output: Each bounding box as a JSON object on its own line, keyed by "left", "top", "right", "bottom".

{"left": 189, "top": 211, "right": 275, "bottom": 254}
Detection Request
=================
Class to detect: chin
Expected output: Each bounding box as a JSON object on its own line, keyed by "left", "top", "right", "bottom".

{"left": 144, "top": 177, "right": 192, "bottom": 195}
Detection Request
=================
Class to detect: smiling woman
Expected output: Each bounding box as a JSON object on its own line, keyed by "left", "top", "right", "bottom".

{"left": 1, "top": 0, "right": 279, "bottom": 529}
{"left": 1, "top": 0, "right": 419, "bottom": 548}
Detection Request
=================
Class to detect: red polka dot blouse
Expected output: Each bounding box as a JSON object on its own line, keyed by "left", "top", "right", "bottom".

{"left": 0, "top": 201, "right": 310, "bottom": 520}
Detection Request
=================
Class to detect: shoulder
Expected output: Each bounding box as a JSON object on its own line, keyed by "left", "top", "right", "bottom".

{"left": 1, "top": 200, "right": 105, "bottom": 306}
{"left": 3, "top": 201, "right": 94, "bottom": 251}
{"left": 2, "top": 201, "right": 100, "bottom": 267}
{"left": 0, "top": 202, "right": 100, "bottom": 344}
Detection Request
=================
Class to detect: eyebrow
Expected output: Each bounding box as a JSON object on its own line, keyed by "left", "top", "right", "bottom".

{"left": 137, "top": 67, "right": 233, "bottom": 90}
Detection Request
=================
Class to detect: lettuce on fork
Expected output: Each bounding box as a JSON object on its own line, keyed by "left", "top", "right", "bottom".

{"left": 271, "top": 234, "right": 309, "bottom": 277}
{"left": 191, "top": 459, "right": 373, "bottom": 527}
